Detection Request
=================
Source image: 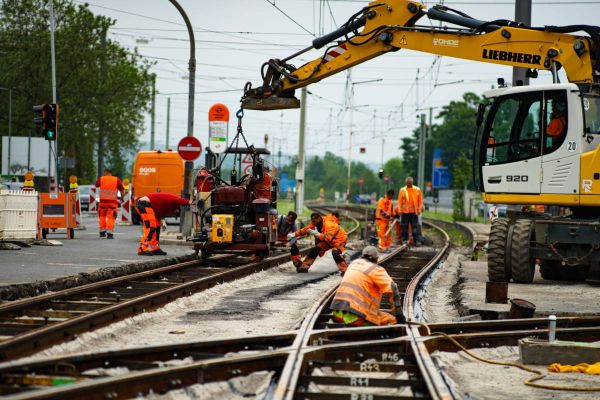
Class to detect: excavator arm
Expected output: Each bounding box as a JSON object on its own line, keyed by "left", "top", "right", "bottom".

{"left": 242, "top": 0, "right": 600, "bottom": 110}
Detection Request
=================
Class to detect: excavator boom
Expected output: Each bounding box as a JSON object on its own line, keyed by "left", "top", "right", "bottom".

{"left": 242, "top": 0, "right": 599, "bottom": 110}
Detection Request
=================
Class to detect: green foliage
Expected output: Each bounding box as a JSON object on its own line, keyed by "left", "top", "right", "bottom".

{"left": 451, "top": 154, "right": 472, "bottom": 221}
{"left": 401, "top": 92, "right": 481, "bottom": 190}
{"left": 382, "top": 157, "right": 406, "bottom": 193}
{"left": 0, "top": 0, "right": 152, "bottom": 181}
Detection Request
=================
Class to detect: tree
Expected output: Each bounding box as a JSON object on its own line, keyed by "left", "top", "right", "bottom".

{"left": 451, "top": 153, "right": 472, "bottom": 221}
{"left": 382, "top": 157, "right": 406, "bottom": 194}
{"left": 0, "top": 0, "right": 152, "bottom": 182}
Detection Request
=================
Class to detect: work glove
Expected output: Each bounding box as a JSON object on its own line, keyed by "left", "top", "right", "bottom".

{"left": 380, "top": 211, "right": 391, "bottom": 219}
{"left": 286, "top": 232, "right": 296, "bottom": 241}
{"left": 307, "top": 229, "right": 321, "bottom": 238}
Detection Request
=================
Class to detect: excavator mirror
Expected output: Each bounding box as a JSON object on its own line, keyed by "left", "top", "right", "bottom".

{"left": 242, "top": 95, "right": 301, "bottom": 111}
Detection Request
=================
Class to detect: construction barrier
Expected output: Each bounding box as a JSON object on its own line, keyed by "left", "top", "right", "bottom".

{"left": 120, "top": 191, "right": 132, "bottom": 225}
{"left": 89, "top": 186, "right": 97, "bottom": 212}
{"left": 70, "top": 189, "right": 82, "bottom": 228}
{"left": 0, "top": 190, "right": 38, "bottom": 240}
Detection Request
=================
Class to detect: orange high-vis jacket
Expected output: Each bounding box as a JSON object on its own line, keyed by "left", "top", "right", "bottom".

{"left": 330, "top": 258, "right": 401, "bottom": 325}
{"left": 296, "top": 219, "right": 347, "bottom": 250}
{"left": 97, "top": 176, "right": 120, "bottom": 204}
{"left": 323, "top": 213, "right": 339, "bottom": 225}
{"left": 398, "top": 185, "right": 423, "bottom": 215}
{"left": 547, "top": 114, "right": 566, "bottom": 138}
{"left": 376, "top": 197, "right": 393, "bottom": 221}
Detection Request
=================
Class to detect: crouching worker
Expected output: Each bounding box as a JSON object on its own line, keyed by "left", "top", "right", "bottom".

{"left": 287, "top": 212, "right": 348, "bottom": 273}
{"left": 135, "top": 193, "right": 191, "bottom": 256}
{"left": 331, "top": 246, "right": 404, "bottom": 326}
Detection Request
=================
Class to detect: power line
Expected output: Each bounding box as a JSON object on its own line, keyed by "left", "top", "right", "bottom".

{"left": 264, "top": 0, "right": 316, "bottom": 37}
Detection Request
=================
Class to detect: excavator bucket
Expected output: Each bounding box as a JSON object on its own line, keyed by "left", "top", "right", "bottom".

{"left": 242, "top": 95, "right": 300, "bottom": 111}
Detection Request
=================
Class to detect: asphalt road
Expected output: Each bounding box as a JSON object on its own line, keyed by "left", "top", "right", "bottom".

{"left": 0, "top": 212, "right": 194, "bottom": 285}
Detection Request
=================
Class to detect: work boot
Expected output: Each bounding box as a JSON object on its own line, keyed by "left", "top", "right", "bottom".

{"left": 152, "top": 248, "right": 167, "bottom": 256}
{"left": 296, "top": 257, "right": 314, "bottom": 273}
{"left": 107, "top": 233, "right": 114, "bottom": 239}
{"left": 99, "top": 231, "right": 106, "bottom": 238}
{"left": 291, "top": 255, "right": 303, "bottom": 269}
{"left": 138, "top": 250, "right": 154, "bottom": 256}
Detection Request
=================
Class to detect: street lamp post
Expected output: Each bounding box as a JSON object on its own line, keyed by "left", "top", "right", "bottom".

{"left": 168, "top": 0, "right": 196, "bottom": 237}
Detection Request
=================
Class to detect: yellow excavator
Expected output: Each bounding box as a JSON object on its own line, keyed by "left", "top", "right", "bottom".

{"left": 242, "top": 0, "right": 600, "bottom": 284}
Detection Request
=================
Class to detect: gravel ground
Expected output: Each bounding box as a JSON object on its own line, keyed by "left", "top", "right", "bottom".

{"left": 29, "top": 254, "right": 342, "bottom": 359}
{"left": 432, "top": 346, "right": 600, "bottom": 399}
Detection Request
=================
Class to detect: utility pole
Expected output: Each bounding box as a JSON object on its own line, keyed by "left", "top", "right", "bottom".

{"left": 150, "top": 74, "right": 156, "bottom": 150}
{"left": 169, "top": 0, "right": 196, "bottom": 237}
{"left": 346, "top": 81, "right": 354, "bottom": 208}
{"left": 513, "top": 0, "right": 532, "bottom": 86}
{"left": 166, "top": 97, "right": 171, "bottom": 149}
{"left": 49, "top": 0, "right": 58, "bottom": 191}
{"left": 97, "top": 29, "right": 107, "bottom": 178}
{"left": 417, "top": 113, "right": 426, "bottom": 190}
{"left": 296, "top": 87, "right": 307, "bottom": 214}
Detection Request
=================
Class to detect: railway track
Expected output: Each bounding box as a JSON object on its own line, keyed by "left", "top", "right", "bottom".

{"left": 0, "top": 217, "right": 446, "bottom": 399}
{"left": 5, "top": 208, "right": 599, "bottom": 399}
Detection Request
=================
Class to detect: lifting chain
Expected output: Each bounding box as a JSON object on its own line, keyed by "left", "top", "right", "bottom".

{"left": 548, "top": 242, "right": 598, "bottom": 267}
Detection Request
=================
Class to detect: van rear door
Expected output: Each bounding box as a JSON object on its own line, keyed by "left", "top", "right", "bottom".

{"left": 158, "top": 156, "right": 184, "bottom": 195}
{"left": 134, "top": 154, "right": 160, "bottom": 197}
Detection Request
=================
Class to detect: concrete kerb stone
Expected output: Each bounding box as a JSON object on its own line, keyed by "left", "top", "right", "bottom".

{"left": 0, "top": 253, "right": 198, "bottom": 301}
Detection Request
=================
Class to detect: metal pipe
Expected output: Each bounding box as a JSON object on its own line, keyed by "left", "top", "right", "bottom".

{"left": 427, "top": 6, "right": 500, "bottom": 32}
{"left": 169, "top": 0, "right": 196, "bottom": 237}
{"left": 49, "top": 0, "right": 58, "bottom": 192}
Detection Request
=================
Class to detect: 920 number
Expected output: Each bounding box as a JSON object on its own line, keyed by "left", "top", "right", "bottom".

{"left": 506, "top": 175, "right": 528, "bottom": 182}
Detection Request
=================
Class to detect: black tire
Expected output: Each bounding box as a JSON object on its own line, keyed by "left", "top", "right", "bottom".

{"left": 488, "top": 218, "right": 510, "bottom": 282}
{"left": 539, "top": 261, "right": 561, "bottom": 280}
{"left": 69, "top": 228, "right": 75, "bottom": 239}
{"left": 41, "top": 228, "right": 48, "bottom": 239}
{"left": 511, "top": 219, "right": 535, "bottom": 283}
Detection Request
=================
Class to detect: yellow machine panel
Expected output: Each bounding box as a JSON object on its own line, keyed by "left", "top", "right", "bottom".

{"left": 210, "top": 214, "right": 234, "bottom": 243}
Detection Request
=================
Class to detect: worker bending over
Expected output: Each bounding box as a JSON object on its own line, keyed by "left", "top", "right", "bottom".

{"left": 288, "top": 212, "right": 348, "bottom": 273}
{"left": 331, "top": 246, "right": 403, "bottom": 326}
{"left": 135, "top": 193, "right": 191, "bottom": 256}
{"left": 398, "top": 177, "right": 424, "bottom": 245}
{"left": 277, "top": 211, "right": 298, "bottom": 243}
{"left": 95, "top": 168, "right": 125, "bottom": 239}
{"left": 376, "top": 190, "right": 394, "bottom": 252}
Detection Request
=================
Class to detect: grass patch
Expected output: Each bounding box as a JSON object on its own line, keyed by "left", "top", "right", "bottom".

{"left": 278, "top": 199, "right": 311, "bottom": 219}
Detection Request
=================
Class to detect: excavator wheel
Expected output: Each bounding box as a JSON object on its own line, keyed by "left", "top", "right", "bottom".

{"left": 510, "top": 219, "right": 536, "bottom": 283}
{"left": 487, "top": 218, "right": 510, "bottom": 282}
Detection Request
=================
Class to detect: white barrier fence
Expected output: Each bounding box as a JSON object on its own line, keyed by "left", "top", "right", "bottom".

{"left": 0, "top": 190, "right": 38, "bottom": 240}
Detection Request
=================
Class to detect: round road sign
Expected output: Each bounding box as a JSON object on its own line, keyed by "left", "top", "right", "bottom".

{"left": 177, "top": 136, "right": 202, "bottom": 161}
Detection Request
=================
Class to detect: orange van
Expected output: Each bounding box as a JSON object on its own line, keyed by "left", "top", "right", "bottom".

{"left": 131, "top": 149, "right": 185, "bottom": 224}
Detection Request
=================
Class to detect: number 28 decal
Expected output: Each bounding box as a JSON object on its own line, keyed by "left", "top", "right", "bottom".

{"left": 568, "top": 141, "right": 577, "bottom": 151}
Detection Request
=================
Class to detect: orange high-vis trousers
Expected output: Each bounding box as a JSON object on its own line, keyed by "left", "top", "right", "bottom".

{"left": 136, "top": 201, "right": 161, "bottom": 251}
{"left": 98, "top": 202, "right": 118, "bottom": 234}
{"left": 376, "top": 220, "right": 391, "bottom": 250}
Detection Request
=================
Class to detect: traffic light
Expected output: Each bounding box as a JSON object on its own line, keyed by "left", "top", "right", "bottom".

{"left": 33, "top": 103, "right": 59, "bottom": 141}
{"left": 378, "top": 168, "right": 384, "bottom": 179}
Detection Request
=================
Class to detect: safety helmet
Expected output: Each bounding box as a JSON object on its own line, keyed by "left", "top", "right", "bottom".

{"left": 362, "top": 245, "right": 379, "bottom": 262}
{"left": 554, "top": 101, "right": 566, "bottom": 112}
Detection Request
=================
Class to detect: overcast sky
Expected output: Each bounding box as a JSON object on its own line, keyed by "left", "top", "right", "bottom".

{"left": 79, "top": 0, "right": 600, "bottom": 168}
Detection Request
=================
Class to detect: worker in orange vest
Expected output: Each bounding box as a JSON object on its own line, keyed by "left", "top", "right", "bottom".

{"left": 398, "top": 176, "right": 423, "bottom": 245}
{"left": 330, "top": 246, "right": 403, "bottom": 326}
{"left": 546, "top": 100, "right": 567, "bottom": 148}
{"left": 95, "top": 168, "right": 124, "bottom": 239}
{"left": 288, "top": 212, "right": 348, "bottom": 273}
{"left": 375, "top": 189, "right": 394, "bottom": 252}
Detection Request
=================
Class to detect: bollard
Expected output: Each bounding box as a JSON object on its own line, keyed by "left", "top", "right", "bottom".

{"left": 548, "top": 314, "right": 557, "bottom": 341}
{"left": 508, "top": 298, "right": 536, "bottom": 319}
{"left": 485, "top": 281, "right": 508, "bottom": 303}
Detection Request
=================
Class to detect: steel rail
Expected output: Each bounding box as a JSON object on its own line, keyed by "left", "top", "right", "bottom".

{"left": 0, "top": 216, "right": 450, "bottom": 399}
{"left": 0, "top": 248, "right": 309, "bottom": 361}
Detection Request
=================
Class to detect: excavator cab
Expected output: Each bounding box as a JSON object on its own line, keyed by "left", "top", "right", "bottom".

{"left": 475, "top": 83, "right": 598, "bottom": 204}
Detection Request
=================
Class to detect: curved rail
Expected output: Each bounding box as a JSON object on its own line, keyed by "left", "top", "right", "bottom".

{"left": 0, "top": 247, "right": 310, "bottom": 361}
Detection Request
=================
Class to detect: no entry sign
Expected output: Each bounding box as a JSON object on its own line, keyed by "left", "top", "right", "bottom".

{"left": 177, "top": 136, "right": 202, "bottom": 161}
